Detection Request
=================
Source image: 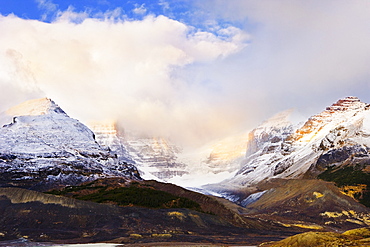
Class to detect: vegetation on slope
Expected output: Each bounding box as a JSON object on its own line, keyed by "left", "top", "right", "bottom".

{"left": 318, "top": 165, "right": 370, "bottom": 207}
{"left": 46, "top": 181, "right": 202, "bottom": 211}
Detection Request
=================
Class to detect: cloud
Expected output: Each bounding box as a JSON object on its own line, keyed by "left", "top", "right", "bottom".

{"left": 158, "top": 0, "right": 170, "bottom": 11}
{"left": 133, "top": 4, "right": 147, "bottom": 15}
{"left": 36, "top": 0, "right": 58, "bottom": 12}
{"left": 3, "top": 1, "right": 370, "bottom": 148}
{"left": 0, "top": 11, "right": 247, "bottom": 146}
{"left": 192, "top": 0, "right": 370, "bottom": 118}
{"left": 35, "top": 0, "right": 58, "bottom": 20}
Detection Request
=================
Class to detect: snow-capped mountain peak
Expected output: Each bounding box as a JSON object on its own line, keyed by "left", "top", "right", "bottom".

{"left": 5, "top": 98, "right": 66, "bottom": 117}
{"left": 222, "top": 96, "right": 370, "bottom": 188}
{"left": 0, "top": 98, "right": 140, "bottom": 190}
{"left": 291, "top": 96, "right": 367, "bottom": 144}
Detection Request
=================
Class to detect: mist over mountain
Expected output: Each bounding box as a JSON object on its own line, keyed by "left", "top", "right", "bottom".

{"left": 2, "top": 1, "right": 370, "bottom": 245}
{"left": 0, "top": 96, "right": 370, "bottom": 246}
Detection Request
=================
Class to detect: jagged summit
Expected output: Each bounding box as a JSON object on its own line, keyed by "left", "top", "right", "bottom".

{"left": 5, "top": 97, "right": 67, "bottom": 117}
{"left": 291, "top": 96, "right": 368, "bottom": 143}
{"left": 326, "top": 96, "right": 366, "bottom": 112}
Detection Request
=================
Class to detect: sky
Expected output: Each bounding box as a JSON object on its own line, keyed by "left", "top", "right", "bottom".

{"left": 1, "top": 0, "right": 370, "bottom": 147}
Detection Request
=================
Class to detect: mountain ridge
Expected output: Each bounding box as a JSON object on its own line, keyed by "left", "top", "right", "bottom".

{"left": 216, "top": 96, "right": 370, "bottom": 190}
{"left": 0, "top": 98, "right": 140, "bottom": 190}
{"left": 0, "top": 96, "right": 370, "bottom": 245}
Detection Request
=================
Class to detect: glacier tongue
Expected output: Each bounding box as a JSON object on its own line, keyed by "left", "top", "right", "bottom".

{"left": 0, "top": 98, "right": 140, "bottom": 190}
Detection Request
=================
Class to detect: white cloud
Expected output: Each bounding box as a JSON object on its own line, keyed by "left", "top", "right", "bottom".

{"left": 54, "top": 6, "right": 90, "bottom": 23}
{"left": 36, "top": 0, "right": 58, "bottom": 12}
{"left": 133, "top": 4, "right": 147, "bottom": 15}
{"left": 158, "top": 0, "right": 170, "bottom": 11}
{"left": 35, "top": 0, "right": 58, "bottom": 20}
{"left": 0, "top": 12, "right": 247, "bottom": 146}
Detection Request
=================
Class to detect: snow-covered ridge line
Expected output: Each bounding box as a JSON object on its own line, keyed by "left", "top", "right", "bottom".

{"left": 6, "top": 97, "right": 67, "bottom": 117}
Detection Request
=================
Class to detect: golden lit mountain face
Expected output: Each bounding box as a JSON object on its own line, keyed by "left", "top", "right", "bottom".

{"left": 291, "top": 96, "right": 367, "bottom": 143}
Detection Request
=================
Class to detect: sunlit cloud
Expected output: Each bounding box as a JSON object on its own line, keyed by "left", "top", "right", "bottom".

{"left": 0, "top": 9, "right": 247, "bottom": 146}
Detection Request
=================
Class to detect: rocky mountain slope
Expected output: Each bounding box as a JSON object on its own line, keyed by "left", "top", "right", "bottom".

{"left": 244, "top": 179, "right": 370, "bottom": 231}
{"left": 89, "top": 122, "right": 189, "bottom": 181}
{"left": 0, "top": 98, "right": 140, "bottom": 190}
{"left": 211, "top": 97, "right": 370, "bottom": 192}
{"left": 87, "top": 96, "right": 370, "bottom": 204}
{"left": 203, "top": 97, "right": 370, "bottom": 231}
{"left": 0, "top": 98, "right": 298, "bottom": 245}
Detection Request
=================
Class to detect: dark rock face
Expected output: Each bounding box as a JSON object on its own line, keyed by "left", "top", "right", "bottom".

{"left": 316, "top": 145, "right": 369, "bottom": 169}
{"left": 304, "top": 145, "right": 370, "bottom": 179}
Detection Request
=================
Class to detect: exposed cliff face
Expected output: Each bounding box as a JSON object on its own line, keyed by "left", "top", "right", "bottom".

{"left": 88, "top": 122, "right": 188, "bottom": 181}
{"left": 125, "top": 135, "right": 188, "bottom": 180}
{"left": 0, "top": 98, "right": 140, "bottom": 190}
{"left": 88, "top": 120, "right": 134, "bottom": 164}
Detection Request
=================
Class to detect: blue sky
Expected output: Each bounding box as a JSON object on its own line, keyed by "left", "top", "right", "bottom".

{"left": 0, "top": 0, "right": 237, "bottom": 30}
{"left": 0, "top": 0, "right": 165, "bottom": 20}
{"left": 1, "top": 1, "right": 370, "bottom": 146}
